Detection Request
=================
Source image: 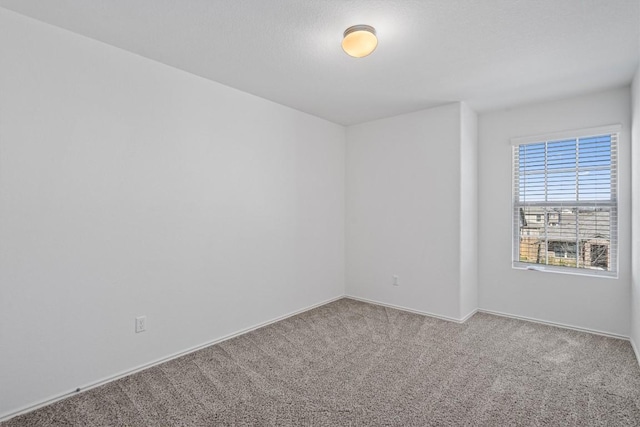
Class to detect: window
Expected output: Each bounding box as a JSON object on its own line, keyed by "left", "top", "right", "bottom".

{"left": 512, "top": 125, "right": 619, "bottom": 277}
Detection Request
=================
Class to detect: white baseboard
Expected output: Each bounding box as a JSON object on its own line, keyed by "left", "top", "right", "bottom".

{"left": 478, "top": 308, "right": 629, "bottom": 341}
{"left": 345, "top": 295, "right": 475, "bottom": 324}
{"left": 0, "top": 294, "right": 345, "bottom": 423}
{"left": 460, "top": 308, "right": 479, "bottom": 323}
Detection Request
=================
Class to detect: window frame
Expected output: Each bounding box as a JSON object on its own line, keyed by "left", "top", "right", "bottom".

{"left": 511, "top": 125, "right": 620, "bottom": 279}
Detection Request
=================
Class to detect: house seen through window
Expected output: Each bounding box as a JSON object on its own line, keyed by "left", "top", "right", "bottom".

{"left": 512, "top": 126, "right": 618, "bottom": 277}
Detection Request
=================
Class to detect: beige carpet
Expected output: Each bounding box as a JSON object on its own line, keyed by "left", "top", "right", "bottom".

{"left": 3, "top": 298, "right": 640, "bottom": 426}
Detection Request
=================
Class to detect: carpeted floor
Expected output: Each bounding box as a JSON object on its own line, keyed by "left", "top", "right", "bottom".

{"left": 3, "top": 298, "right": 640, "bottom": 426}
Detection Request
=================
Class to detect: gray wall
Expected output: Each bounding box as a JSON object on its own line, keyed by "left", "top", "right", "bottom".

{"left": 478, "top": 87, "right": 632, "bottom": 337}
{"left": 0, "top": 9, "right": 346, "bottom": 417}
{"left": 346, "top": 103, "right": 474, "bottom": 320}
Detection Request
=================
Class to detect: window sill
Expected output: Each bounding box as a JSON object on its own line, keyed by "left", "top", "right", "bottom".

{"left": 512, "top": 263, "right": 618, "bottom": 279}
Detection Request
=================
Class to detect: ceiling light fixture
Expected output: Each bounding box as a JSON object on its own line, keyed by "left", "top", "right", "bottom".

{"left": 342, "top": 25, "right": 377, "bottom": 58}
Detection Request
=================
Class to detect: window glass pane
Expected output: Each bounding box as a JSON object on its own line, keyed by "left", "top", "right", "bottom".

{"left": 517, "top": 206, "right": 612, "bottom": 272}
{"left": 519, "top": 173, "right": 545, "bottom": 201}
{"left": 518, "top": 206, "right": 545, "bottom": 265}
{"left": 547, "top": 171, "right": 576, "bottom": 201}
{"left": 519, "top": 143, "right": 545, "bottom": 173}
{"left": 578, "top": 135, "right": 611, "bottom": 168}
{"left": 546, "top": 139, "right": 576, "bottom": 170}
{"left": 578, "top": 169, "right": 611, "bottom": 201}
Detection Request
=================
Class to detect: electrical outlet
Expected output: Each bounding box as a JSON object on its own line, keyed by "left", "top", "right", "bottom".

{"left": 393, "top": 275, "right": 400, "bottom": 286}
{"left": 135, "top": 316, "right": 146, "bottom": 333}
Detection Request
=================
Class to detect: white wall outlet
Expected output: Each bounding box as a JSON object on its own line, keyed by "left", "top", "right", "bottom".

{"left": 393, "top": 275, "right": 400, "bottom": 286}
{"left": 135, "top": 316, "right": 146, "bottom": 333}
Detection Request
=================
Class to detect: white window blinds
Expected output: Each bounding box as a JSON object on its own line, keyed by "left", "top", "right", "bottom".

{"left": 512, "top": 126, "right": 619, "bottom": 277}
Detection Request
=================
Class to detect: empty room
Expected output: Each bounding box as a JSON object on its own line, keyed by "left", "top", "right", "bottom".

{"left": 1, "top": 1, "right": 640, "bottom": 425}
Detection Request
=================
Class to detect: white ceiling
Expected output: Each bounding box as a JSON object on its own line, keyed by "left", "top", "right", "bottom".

{"left": 1, "top": 0, "right": 639, "bottom": 125}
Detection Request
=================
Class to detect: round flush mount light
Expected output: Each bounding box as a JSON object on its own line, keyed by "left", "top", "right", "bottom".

{"left": 342, "top": 25, "right": 377, "bottom": 58}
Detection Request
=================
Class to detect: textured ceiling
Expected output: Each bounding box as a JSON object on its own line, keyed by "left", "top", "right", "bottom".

{"left": 1, "top": 0, "right": 639, "bottom": 125}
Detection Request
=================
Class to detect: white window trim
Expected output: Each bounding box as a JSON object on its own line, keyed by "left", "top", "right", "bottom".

{"left": 511, "top": 125, "right": 620, "bottom": 279}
